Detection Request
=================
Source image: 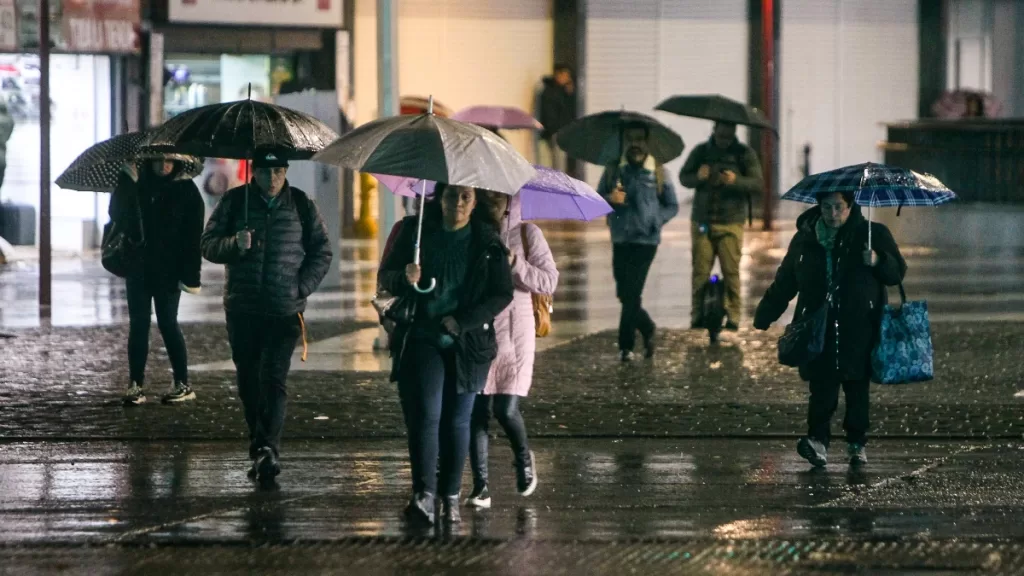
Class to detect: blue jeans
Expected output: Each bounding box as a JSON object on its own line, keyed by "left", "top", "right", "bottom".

{"left": 398, "top": 340, "right": 477, "bottom": 497}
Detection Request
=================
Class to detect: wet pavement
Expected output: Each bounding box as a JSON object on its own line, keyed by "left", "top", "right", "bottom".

{"left": 4, "top": 204, "right": 1024, "bottom": 573}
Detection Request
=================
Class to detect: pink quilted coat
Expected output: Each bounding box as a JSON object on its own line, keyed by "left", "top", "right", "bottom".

{"left": 482, "top": 193, "right": 559, "bottom": 397}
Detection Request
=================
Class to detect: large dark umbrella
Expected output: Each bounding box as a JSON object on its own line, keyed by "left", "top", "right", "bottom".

{"left": 56, "top": 131, "right": 203, "bottom": 193}
{"left": 555, "top": 110, "right": 685, "bottom": 165}
{"left": 655, "top": 94, "right": 775, "bottom": 132}
{"left": 142, "top": 92, "right": 338, "bottom": 225}
{"left": 313, "top": 97, "right": 534, "bottom": 293}
{"left": 141, "top": 98, "right": 338, "bottom": 160}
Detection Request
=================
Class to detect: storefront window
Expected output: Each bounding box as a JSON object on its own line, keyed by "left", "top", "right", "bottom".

{"left": 0, "top": 53, "right": 111, "bottom": 251}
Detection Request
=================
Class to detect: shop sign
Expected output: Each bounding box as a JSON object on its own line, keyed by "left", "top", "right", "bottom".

{"left": 169, "top": 0, "right": 343, "bottom": 28}
{"left": 4, "top": 0, "right": 140, "bottom": 53}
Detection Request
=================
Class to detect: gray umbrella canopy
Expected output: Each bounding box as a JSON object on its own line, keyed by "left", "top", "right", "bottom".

{"left": 312, "top": 113, "right": 535, "bottom": 195}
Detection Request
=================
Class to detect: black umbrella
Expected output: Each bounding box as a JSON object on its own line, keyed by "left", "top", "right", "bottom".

{"left": 56, "top": 131, "right": 203, "bottom": 193}
{"left": 655, "top": 94, "right": 776, "bottom": 132}
{"left": 141, "top": 98, "right": 338, "bottom": 160}
{"left": 555, "top": 110, "right": 685, "bottom": 166}
{"left": 143, "top": 91, "right": 339, "bottom": 226}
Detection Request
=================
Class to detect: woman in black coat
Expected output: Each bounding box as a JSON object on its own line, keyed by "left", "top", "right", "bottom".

{"left": 378, "top": 183, "right": 515, "bottom": 525}
{"left": 108, "top": 159, "right": 204, "bottom": 407}
{"left": 754, "top": 190, "right": 906, "bottom": 468}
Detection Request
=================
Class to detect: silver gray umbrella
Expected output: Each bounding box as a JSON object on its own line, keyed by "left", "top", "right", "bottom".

{"left": 313, "top": 98, "right": 535, "bottom": 293}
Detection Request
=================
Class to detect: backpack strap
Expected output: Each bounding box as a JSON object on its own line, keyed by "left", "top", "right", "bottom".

{"left": 520, "top": 225, "right": 530, "bottom": 262}
{"left": 230, "top": 186, "right": 314, "bottom": 249}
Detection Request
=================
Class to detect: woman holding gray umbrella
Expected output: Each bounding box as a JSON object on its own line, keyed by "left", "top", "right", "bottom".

{"left": 378, "top": 183, "right": 514, "bottom": 525}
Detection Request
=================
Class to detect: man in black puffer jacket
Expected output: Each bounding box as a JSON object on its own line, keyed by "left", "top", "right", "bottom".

{"left": 201, "top": 152, "right": 333, "bottom": 484}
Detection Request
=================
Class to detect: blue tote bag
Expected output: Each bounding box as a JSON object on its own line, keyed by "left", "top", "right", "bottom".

{"left": 871, "top": 284, "right": 934, "bottom": 384}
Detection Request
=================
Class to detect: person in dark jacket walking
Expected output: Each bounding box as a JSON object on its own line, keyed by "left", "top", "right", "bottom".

{"left": 378, "top": 183, "right": 515, "bottom": 525}
{"left": 596, "top": 123, "right": 679, "bottom": 362}
{"left": 201, "top": 153, "right": 333, "bottom": 484}
{"left": 536, "top": 64, "right": 575, "bottom": 172}
{"left": 754, "top": 191, "right": 906, "bottom": 467}
{"left": 110, "top": 158, "right": 204, "bottom": 406}
{"left": 680, "top": 122, "right": 764, "bottom": 331}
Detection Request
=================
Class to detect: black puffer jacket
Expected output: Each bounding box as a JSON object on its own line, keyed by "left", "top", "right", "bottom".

{"left": 379, "top": 216, "right": 515, "bottom": 393}
{"left": 201, "top": 182, "right": 333, "bottom": 316}
{"left": 754, "top": 204, "right": 906, "bottom": 382}
{"left": 108, "top": 168, "right": 204, "bottom": 292}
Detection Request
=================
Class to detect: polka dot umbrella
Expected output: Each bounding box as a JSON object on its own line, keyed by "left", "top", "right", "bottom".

{"left": 56, "top": 130, "right": 204, "bottom": 193}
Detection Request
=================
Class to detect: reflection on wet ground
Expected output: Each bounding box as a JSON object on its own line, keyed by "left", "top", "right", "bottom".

{"left": 2, "top": 438, "right": 1020, "bottom": 544}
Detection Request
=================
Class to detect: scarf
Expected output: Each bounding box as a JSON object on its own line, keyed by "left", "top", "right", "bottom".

{"left": 815, "top": 217, "right": 839, "bottom": 289}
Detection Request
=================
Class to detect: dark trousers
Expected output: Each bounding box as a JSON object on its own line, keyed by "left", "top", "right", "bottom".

{"left": 126, "top": 277, "right": 188, "bottom": 385}
{"left": 226, "top": 312, "right": 301, "bottom": 459}
{"left": 398, "top": 340, "right": 477, "bottom": 497}
{"left": 470, "top": 394, "right": 530, "bottom": 488}
{"left": 808, "top": 378, "right": 870, "bottom": 447}
{"left": 612, "top": 243, "right": 658, "bottom": 351}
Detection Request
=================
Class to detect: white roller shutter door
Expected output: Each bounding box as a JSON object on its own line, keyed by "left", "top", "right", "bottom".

{"left": 780, "top": 0, "right": 918, "bottom": 192}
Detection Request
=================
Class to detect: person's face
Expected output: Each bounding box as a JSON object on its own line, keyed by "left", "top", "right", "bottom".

{"left": 819, "top": 192, "right": 852, "bottom": 229}
{"left": 254, "top": 166, "right": 288, "bottom": 196}
{"left": 487, "top": 191, "right": 509, "bottom": 223}
{"left": 713, "top": 122, "right": 737, "bottom": 148}
{"left": 623, "top": 127, "right": 649, "bottom": 166}
{"left": 554, "top": 69, "right": 572, "bottom": 87}
{"left": 152, "top": 161, "right": 175, "bottom": 176}
{"left": 442, "top": 185, "right": 477, "bottom": 229}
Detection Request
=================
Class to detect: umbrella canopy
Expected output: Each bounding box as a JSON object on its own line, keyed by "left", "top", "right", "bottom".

{"left": 655, "top": 94, "right": 775, "bottom": 131}
{"left": 141, "top": 99, "right": 339, "bottom": 160}
{"left": 401, "top": 95, "right": 453, "bottom": 117}
{"left": 373, "top": 165, "right": 612, "bottom": 222}
{"left": 56, "top": 131, "right": 203, "bottom": 193}
{"left": 452, "top": 105, "right": 543, "bottom": 131}
{"left": 782, "top": 162, "right": 957, "bottom": 251}
{"left": 781, "top": 162, "right": 957, "bottom": 208}
{"left": 312, "top": 112, "right": 535, "bottom": 195}
{"left": 555, "top": 110, "right": 684, "bottom": 165}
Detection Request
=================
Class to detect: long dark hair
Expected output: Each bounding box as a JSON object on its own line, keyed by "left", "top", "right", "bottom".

{"left": 423, "top": 183, "right": 501, "bottom": 231}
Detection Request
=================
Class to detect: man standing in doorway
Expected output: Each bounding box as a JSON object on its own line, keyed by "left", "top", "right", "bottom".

{"left": 201, "top": 152, "right": 333, "bottom": 485}
{"left": 680, "top": 122, "right": 764, "bottom": 331}
{"left": 536, "top": 64, "right": 575, "bottom": 172}
{"left": 597, "top": 123, "right": 679, "bottom": 362}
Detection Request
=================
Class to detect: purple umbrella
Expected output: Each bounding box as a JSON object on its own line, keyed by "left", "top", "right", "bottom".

{"left": 451, "top": 105, "right": 543, "bottom": 131}
{"left": 372, "top": 165, "right": 612, "bottom": 221}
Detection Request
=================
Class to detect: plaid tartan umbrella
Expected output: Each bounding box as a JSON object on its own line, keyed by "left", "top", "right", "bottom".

{"left": 782, "top": 162, "right": 957, "bottom": 250}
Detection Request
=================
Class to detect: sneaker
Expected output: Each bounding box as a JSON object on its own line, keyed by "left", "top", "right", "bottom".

{"left": 465, "top": 484, "right": 492, "bottom": 509}
{"left": 724, "top": 321, "right": 740, "bottom": 332}
{"left": 404, "top": 491, "right": 436, "bottom": 524}
{"left": 643, "top": 327, "right": 656, "bottom": 359}
{"left": 620, "top": 350, "right": 635, "bottom": 363}
{"left": 162, "top": 381, "right": 196, "bottom": 404}
{"left": 122, "top": 382, "right": 147, "bottom": 406}
{"left": 516, "top": 451, "right": 538, "bottom": 497}
{"left": 848, "top": 443, "right": 868, "bottom": 466}
{"left": 254, "top": 447, "right": 280, "bottom": 481}
{"left": 441, "top": 495, "right": 461, "bottom": 524}
{"left": 797, "top": 437, "right": 828, "bottom": 468}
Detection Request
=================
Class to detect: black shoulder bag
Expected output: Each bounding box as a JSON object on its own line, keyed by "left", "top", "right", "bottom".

{"left": 101, "top": 188, "right": 145, "bottom": 278}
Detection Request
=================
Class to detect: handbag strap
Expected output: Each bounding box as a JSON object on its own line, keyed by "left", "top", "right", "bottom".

{"left": 520, "top": 225, "right": 530, "bottom": 262}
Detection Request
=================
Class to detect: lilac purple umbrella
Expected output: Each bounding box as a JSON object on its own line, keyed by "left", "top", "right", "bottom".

{"left": 451, "top": 106, "right": 543, "bottom": 131}
{"left": 373, "top": 165, "right": 612, "bottom": 221}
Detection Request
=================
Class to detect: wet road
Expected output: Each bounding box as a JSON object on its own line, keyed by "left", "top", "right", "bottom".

{"left": 2, "top": 438, "right": 1024, "bottom": 573}
{"left": 4, "top": 204, "right": 1024, "bottom": 573}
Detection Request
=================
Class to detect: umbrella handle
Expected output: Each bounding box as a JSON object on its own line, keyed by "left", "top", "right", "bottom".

{"left": 412, "top": 278, "right": 436, "bottom": 294}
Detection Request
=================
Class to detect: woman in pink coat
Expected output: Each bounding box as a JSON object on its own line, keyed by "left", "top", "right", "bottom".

{"left": 465, "top": 191, "right": 559, "bottom": 509}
